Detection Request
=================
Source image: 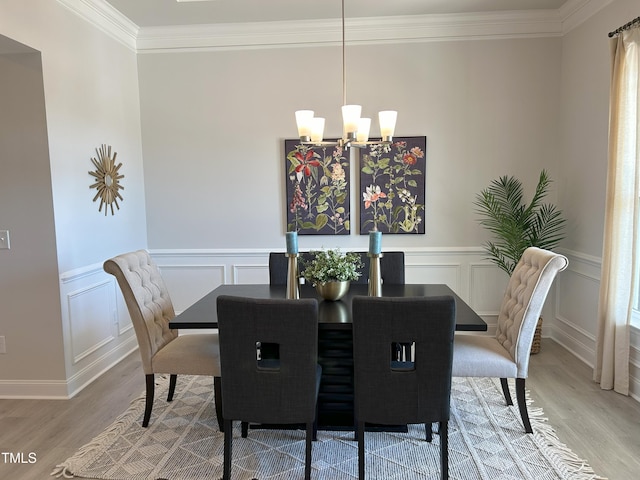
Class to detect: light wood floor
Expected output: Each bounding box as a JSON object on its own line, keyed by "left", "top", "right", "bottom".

{"left": 527, "top": 340, "right": 640, "bottom": 479}
{"left": 1, "top": 340, "right": 638, "bottom": 479}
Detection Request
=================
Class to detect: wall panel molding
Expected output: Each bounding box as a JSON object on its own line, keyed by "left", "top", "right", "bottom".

{"left": 551, "top": 249, "right": 601, "bottom": 366}
{"left": 58, "top": 262, "right": 137, "bottom": 398}
{"left": 66, "top": 279, "right": 115, "bottom": 364}
{"left": 53, "top": 246, "right": 639, "bottom": 401}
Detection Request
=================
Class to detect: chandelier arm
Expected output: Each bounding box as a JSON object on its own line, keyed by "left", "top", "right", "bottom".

{"left": 295, "top": 0, "right": 396, "bottom": 147}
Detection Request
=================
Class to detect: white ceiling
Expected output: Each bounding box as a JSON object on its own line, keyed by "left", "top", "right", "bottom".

{"left": 103, "top": 0, "right": 571, "bottom": 28}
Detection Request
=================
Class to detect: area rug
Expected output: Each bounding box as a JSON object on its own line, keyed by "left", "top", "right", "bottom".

{"left": 52, "top": 375, "right": 606, "bottom": 480}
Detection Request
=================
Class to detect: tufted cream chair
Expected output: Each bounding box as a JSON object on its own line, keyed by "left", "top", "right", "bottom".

{"left": 452, "top": 247, "right": 568, "bottom": 433}
{"left": 104, "top": 250, "right": 222, "bottom": 429}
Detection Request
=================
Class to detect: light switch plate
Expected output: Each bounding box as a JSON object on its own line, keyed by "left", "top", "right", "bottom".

{"left": 0, "top": 230, "right": 10, "bottom": 250}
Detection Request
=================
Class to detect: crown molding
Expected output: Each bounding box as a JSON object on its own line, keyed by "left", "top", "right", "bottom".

{"left": 559, "top": 0, "right": 614, "bottom": 34}
{"left": 55, "top": 0, "right": 138, "bottom": 51}
{"left": 135, "top": 10, "right": 566, "bottom": 53}
{"left": 57, "top": 0, "right": 606, "bottom": 53}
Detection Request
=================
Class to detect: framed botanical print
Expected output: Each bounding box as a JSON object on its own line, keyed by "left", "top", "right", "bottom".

{"left": 359, "top": 136, "right": 426, "bottom": 234}
{"left": 285, "top": 140, "right": 351, "bottom": 235}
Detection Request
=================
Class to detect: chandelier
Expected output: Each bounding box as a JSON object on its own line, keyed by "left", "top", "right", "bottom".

{"left": 294, "top": 0, "right": 397, "bottom": 148}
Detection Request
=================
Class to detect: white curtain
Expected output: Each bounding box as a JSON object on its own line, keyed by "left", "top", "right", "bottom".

{"left": 595, "top": 28, "right": 640, "bottom": 395}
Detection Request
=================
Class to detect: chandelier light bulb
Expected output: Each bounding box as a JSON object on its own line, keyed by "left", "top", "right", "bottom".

{"left": 310, "top": 117, "right": 325, "bottom": 143}
{"left": 356, "top": 118, "right": 371, "bottom": 142}
{"left": 292, "top": 1, "right": 397, "bottom": 148}
{"left": 341, "top": 105, "right": 362, "bottom": 140}
{"left": 378, "top": 110, "right": 398, "bottom": 142}
{"left": 295, "top": 110, "right": 315, "bottom": 140}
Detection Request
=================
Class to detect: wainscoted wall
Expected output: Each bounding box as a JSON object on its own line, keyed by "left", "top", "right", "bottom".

{"left": 553, "top": 250, "right": 602, "bottom": 366}
{"left": 150, "top": 248, "right": 510, "bottom": 329}
{"left": 631, "top": 328, "right": 640, "bottom": 400}
{"left": 53, "top": 247, "right": 639, "bottom": 401}
{"left": 57, "top": 265, "right": 137, "bottom": 399}
{"left": 553, "top": 250, "right": 639, "bottom": 401}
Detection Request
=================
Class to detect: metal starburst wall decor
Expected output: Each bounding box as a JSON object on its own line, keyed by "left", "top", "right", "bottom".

{"left": 89, "top": 144, "right": 124, "bottom": 216}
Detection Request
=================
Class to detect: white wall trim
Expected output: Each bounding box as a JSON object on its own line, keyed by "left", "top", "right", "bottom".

{"left": 66, "top": 279, "right": 116, "bottom": 365}
{"left": 65, "top": 338, "right": 138, "bottom": 398}
{"left": 150, "top": 246, "right": 487, "bottom": 256}
{"left": 55, "top": 0, "right": 601, "bottom": 53}
{"left": 159, "top": 264, "right": 228, "bottom": 282}
{"left": 559, "top": 0, "right": 615, "bottom": 34}
{"left": 629, "top": 325, "right": 640, "bottom": 401}
{"left": 558, "top": 247, "right": 602, "bottom": 274}
{"left": 0, "top": 339, "right": 137, "bottom": 399}
{"left": 50, "top": 246, "right": 639, "bottom": 402}
{"left": 60, "top": 260, "right": 106, "bottom": 283}
{"left": 135, "top": 10, "right": 564, "bottom": 53}
{"left": 0, "top": 379, "right": 70, "bottom": 400}
{"left": 55, "top": 262, "right": 138, "bottom": 399}
{"left": 55, "top": 0, "right": 138, "bottom": 51}
{"left": 548, "top": 249, "right": 601, "bottom": 365}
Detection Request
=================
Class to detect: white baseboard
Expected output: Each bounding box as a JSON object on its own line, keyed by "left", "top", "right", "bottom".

{"left": 0, "top": 338, "right": 138, "bottom": 399}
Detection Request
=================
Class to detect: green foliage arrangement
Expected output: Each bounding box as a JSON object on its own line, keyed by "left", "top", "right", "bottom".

{"left": 474, "top": 169, "right": 566, "bottom": 276}
{"left": 301, "top": 249, "right": 363, "bottom": 286}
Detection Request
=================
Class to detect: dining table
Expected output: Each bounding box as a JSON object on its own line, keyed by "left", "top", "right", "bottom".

{"left": 169, "top": 282, "right": 487, "bottom": 429}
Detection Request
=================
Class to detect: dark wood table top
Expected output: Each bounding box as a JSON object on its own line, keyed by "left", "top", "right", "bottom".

{"left": 169, "top": 283, "right": 487, "bottom": 332}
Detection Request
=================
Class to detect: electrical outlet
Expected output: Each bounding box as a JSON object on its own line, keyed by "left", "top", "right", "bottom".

{"left": 0, "top": 336, "right": 6, "bottom": 354}
{"left": 0, "top": 230, "right": 9, "bottom": 250}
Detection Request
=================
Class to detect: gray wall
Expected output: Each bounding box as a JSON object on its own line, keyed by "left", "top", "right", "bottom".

{"left": 0, "top": 1, "right": 147, "bottom": 395}
{"left": 557, "top": 0, "right": 640, "bottom": 393}
{"left": 1, "top": 0, "right": 639, "bottom": 399}
{"left": 138, "top": 38, "right": 562, "bottom": 251}
{"left": 0, "top": 46, "right": 64, "bottom": 380}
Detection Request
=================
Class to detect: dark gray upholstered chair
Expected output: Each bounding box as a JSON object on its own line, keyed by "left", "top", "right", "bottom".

{"left": 452, "top": 247, "right": 568, "bottom": 433}
{"left": 268, "top": 251, "right": 405, "bottom": 286}
{"left": 268, "top": 251, "right": 313, "bottom": 285}
{"left": 217, "top": 295, "right": 321, "bottom": 480}
{"left": 352, "top": 251, "right": 405, "bottom": 285}
{"left": 103, "top": 250, "right": 222, "bottom": 430}
{"left": 352, "top": 296, "right": 456, "bottom": 480}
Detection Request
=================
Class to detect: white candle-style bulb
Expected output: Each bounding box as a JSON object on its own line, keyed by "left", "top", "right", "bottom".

{"left": 295, "top": 110, "right": 314, "bottom": 138}
{"left": 310, "top": 117, "right": 325, "bottom": 143}
{"left": 356, "top": 118, "right": 371, "bottom": 142}
{"left": 378, "top": 110, "right": 397, "bottom": 141}
{"left": 342, "top": 105, "right": 362, "bottom": 138}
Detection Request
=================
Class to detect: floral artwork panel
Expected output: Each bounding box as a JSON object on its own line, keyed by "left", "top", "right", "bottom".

{"left": 285, "top": 140, "right": 351, "bottom": 235}
{"left": 360, "top": 136, "right": 426, "bottom": 234}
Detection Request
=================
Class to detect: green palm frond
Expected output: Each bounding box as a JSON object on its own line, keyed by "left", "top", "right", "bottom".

{"left": 475, "top": 169, "right": 566, "bottom": 276}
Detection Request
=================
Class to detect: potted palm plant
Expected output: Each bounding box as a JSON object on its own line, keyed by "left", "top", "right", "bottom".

{"left": 474, "top": 169, "right": 566, "bottom": 353}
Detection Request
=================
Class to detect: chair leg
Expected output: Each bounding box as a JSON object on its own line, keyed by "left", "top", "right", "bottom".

{"left": 440, "top": 421, "right": 449, "bottom": 480}
{"left": 313, "top": 399, "right": 319, "bottom": 441}
{"left": 357, "top": 420, "right": 365, "bottom": 480}
{"left": 305, "top": 422, "right": 313, "bottom": 480}
{"left": 167, "top": 374, "right": 177, "bottom": 402}
{"left": 214, "top": 376, "right": 223, "bottom": 432}
{"left": 223, "top": 419, "right": 232, "bottom": 480}
{"left": 500, "top": 378, "right": 513, "bottom": 405}
{"left": 515, "top": 378, "right": 533, "bottom": 433}
{"left": 402, "top": 343, "right": 411, "bottom": 361}
{"left": 143, "top": 374, "right": 154, "bottom": 427}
